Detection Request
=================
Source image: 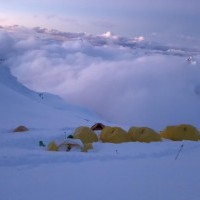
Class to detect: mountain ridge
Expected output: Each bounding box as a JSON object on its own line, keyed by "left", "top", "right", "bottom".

{"left": 0, "top": 64, "right": 104, "bottom": 130}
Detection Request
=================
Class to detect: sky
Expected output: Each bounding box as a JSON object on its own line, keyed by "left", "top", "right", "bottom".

{"left": 0, "top": 0, "right": 200, "bottom": 37}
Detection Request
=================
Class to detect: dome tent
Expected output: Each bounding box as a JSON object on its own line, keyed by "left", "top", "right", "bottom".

{"left": 82, "top": 143, "right": 93, "bottom": 152}
{"left": 73, "top": 126, "right": 98, "bottom": 144}
{"left": 91, "top": 123, "right": 105, "bottom": 131}
{"left": 100, "top": 126, "right": 131, "bottom": 143}
{"left": 47, "top": 141, "right": 58, "bottom": 151}
{"left": 128, "top": 127, "right": 162, "bottom": 143}
{"left": 57, "top": 138, "right": 84, "bottom": 152}
{"left": 47, "top": 138, "right": 93, "bottom": 152}
{"left": 160, "top": 124, "right": 200, "bottom": 141}
{"left": 13, "top": 125, "right": 29, "bottom": 132}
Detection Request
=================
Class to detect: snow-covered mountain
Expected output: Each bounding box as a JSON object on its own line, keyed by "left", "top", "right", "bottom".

{"left": 0, "top": 65, "right": 200, "bottom": 200}
{"left": 1, "top": 26, "right": 200, "bottom": 200}
{"left": 0, "top": 63, "right": 105, "bottom": 131}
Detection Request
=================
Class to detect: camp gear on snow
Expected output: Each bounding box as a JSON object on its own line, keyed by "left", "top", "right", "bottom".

{"left": 175, "top": 144, "right": 184, "bottom": 160}
{"left": 39, "top": 140, "right": 46, "bottom": 147}
{"left": 67, "top": 135, "right": 74, "bottom": 139}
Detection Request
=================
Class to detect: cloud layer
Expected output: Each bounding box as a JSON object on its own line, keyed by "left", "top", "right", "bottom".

{"left": 1, "top": 26, "right": 200, "bottom": 130}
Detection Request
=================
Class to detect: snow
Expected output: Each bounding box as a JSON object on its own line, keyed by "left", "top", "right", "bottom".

{"left": 1, "top": 27, "right": 200, "bottom": 200}
{"left": 0, "top": 65, "right": 104, "bottom": 130}
{"left": 1, "top": 132, "right": 200, "bottom": 200}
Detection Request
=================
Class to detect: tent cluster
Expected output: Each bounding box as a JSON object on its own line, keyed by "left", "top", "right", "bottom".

{"left": 101, "top": 124, "right": 200, "bottom": 143}
{"left": 12, "top": 123, "right": 200, "bottom": 153}
{"left": 47, "top": 123, "right": 200, "bottom": 153}
{"left": 100, "top": 126, "right": 162, "bottom": 143}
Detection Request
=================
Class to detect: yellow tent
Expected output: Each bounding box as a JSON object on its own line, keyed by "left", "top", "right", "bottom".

{"left": 128, "top": 127, "right": 162, "bottom": 142}
{"left": 57, "top": 138, "right": 84, "bottom": 151}
{"left": 100, "top": 126, "right": 131, "bottom": 143}
{"left": 47, "top": 141, "right": 58, "bottom": 151}
{"left": 160, "top": 124, "right": 200, "bottom": 141}
{"left": 73, "top": 126, "right": 98, "bottom": 143}
{"left": 82, "top": 143, "right": 93, "bottom": 152}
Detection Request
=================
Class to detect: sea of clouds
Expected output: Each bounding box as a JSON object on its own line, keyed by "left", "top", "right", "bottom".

{"left": 1, "top": 25, "right": 200, "bottom": 130}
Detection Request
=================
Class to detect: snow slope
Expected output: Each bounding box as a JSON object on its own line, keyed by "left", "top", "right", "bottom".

{"left": 0, "top": 64, "right": 104, "bottom": 130}
{"left": 0, "top": 65, "right": 200, "bottom": 200}
{"left": 0, "top": 131, "right": 200, "bottom": 200}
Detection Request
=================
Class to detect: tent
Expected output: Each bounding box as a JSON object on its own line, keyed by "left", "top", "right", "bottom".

{"left": 82, "top": 143, "right": 93, "bottom": 152}
{"left": 57, "top": 138, "right": 84, "bottom": 151}
{"left": 13, "top": 125, "right": 29, "bottom": 132}
{"left": 47, "top": 141, "right": 58, "bottom": 151}
{"left": 73, "top": 126, "right": 98, "bottom": 143}
{"left": 91, "top": 123, "right": 105, "bottom": 131}
{"left": 100, "top": 126, "right": 131, "bottom": 143}
{"left": 47, "top": 138, "right": 91, "bottom": 152}
{"left": 160, "top": 124, "right": 200, "bottom": 141}
{"left": 128, "top": 127, "right": 162, "bottom": 142}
